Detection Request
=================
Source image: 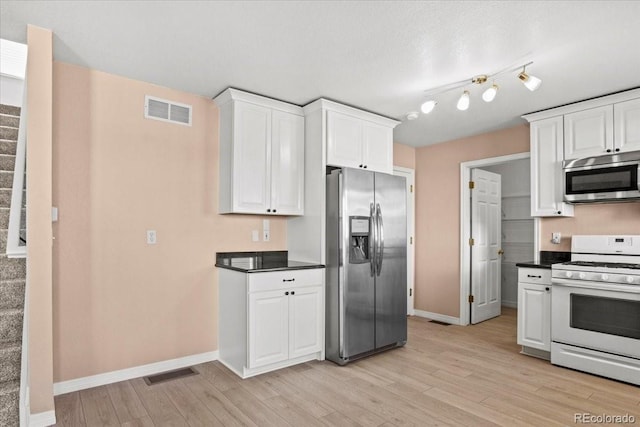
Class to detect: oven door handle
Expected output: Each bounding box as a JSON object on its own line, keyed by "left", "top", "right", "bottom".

{"left": 552, "top": 278, "right": 640, "bottom": 294}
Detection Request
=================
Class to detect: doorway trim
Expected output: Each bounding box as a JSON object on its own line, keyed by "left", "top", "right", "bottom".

{"left": 393, "top": 166, "right": 415, "bottom": 315}
{"left": 459, "top": 152, "right": 539, "bottom": 326}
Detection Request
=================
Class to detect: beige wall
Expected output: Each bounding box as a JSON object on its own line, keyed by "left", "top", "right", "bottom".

{"left": 52, "top": 62, "right": 287, "bottom": 382}
{"left": 414, "top": 124, "right": 529, "bottom": 318}
{"left": 540, "top": 204, "right": 640, "bottom": 251}
{"left": 26, "top": 25, "right": 55, "bottom": 414}
{"left": 393, "top": 142, "right": 416, "bottom": 169}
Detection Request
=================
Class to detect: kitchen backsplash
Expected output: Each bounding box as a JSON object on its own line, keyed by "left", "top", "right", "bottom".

{"left": 540, "top": 202, "right": 640, "bottom": 251}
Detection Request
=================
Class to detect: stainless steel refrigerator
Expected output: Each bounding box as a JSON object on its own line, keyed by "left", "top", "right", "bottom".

{"left": 326, "top": 167, "right": 407, "bottom": 365}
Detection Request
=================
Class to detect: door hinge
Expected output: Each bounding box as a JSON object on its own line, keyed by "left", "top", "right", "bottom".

{"left": 468, "top": 295, "right": 474, "bottom": 303}
{"left": 469, "top": 181, "right": 475, "bottom": 189}
{"left": 410, "top": 236, "right": 413, "bottom": 244}
{"left": 410, "top": 184, "right": 413, "bottom": 193}
{"left": 469, "top": 238, "right": 474, "bottom": 246}
{"left": 410, "top": 288, "right": 412, "bottom": 297}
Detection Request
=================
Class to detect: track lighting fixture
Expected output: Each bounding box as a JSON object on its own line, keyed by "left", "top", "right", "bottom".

{"left": 518, "top": 66, "right": 542, "bottom": 91}
{"left": 420, "top": 100, "right": 437, "bottom": 114}
{"left": 482, "top": 83, "right": 499, "bottom": 102}
{"left": 414, "top": 61, "right": 541, "bottom": 116}
{"left": 456, "top": 91, "right": 470, "bottom": 111}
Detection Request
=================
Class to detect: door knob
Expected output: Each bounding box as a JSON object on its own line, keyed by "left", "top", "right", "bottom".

{"left": 498, "top": 249, "right": 504, "bottom": 255}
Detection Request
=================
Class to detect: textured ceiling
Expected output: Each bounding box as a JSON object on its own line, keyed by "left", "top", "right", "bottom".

{"left": 1, "top": 1, "right": 639, "bottom": 147}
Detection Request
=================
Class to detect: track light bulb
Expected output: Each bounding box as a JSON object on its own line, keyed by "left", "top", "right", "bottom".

{"left": 457, "top": 91, "right": 470, "bottom": 111}
{"left": 421, "top": 100, "right": 437, "bottom": 114}
{"left": 518, "top": 70, "right": 542, "bottom": 91}
{"left": 482, "top": 84, "right": 499, "bottom": 102}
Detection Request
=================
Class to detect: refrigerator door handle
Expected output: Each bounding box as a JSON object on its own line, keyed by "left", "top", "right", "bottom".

{"left": 369, "top": 202, "right": 376, "bottom": 277}
{"left": 376, "top": 203, "right": 384, "bottom": 276}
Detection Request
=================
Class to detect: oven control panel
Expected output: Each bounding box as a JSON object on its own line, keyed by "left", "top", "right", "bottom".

{"left": 553, "top": 269, "right": 639, "bottom": 285}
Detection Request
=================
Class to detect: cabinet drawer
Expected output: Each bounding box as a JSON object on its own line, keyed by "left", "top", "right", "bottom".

{"left": 518, "top": 268, "right": 551, "bottom": 285}
{"left": 248, "top": 268, "right": 323, "bottom": 293}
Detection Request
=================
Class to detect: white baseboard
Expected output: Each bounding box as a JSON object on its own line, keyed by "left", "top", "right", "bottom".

{"left": 53, "top": 350, "right": 219, "bottom": 396}
{"left": 413, "top": 309, "right": 461, "bottom": 325}
{"left": 29, "top": 410, "right": 56, "bottom": 427}
{"left": 502, "top": 301, "right": 518, "bottom": 309}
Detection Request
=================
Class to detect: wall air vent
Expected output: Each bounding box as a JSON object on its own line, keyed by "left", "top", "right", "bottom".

{"left": 144, "top": 95, "right": 192, "bottom": 126}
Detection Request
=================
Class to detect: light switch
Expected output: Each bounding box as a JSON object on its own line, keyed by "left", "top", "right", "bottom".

{"left": 263, "top": 219, "right": 270, "bottom": 242}
{"left": 252, "top": 230, "right": 259, "bottom": 242}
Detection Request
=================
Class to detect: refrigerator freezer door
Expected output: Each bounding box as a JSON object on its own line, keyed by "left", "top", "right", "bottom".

{"left": 341, "top": 168, "right": 377, "bottom": 358}
{"left": 374, "top": 172, "right": 408, "bottom": 348}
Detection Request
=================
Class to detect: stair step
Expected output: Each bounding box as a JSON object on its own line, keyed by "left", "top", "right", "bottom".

{"left": 0, "top": 115, "right": 19, "bottom": 129}
{"left": 0, "top": 342, "right": 21, "bottom": 383}
{"left": 0, "top": 154, "right": 15, "bottom": 172}
{"left": 0, "top": 280, "right": 25, "bottom": 310}
{"left": 0, "top": 208, "right": 7, "bottom": 229}
{"left": 0, "top": 105, "right": 20, "bottom": 116}
{"left": 0, "top": 309, "right": 23, "bottom": 344}
{"left": 0, "top": 255, "right": 26, "bottom": 281}
{"left": 0, "top": 127, "right": 18, "bottom": 142}
{"left": 0, "top": 379, "right": 20, "bottom": 427}
{"left": 0, "top": 171, "right": 13, "bottom": 189}
{"left": 0, "top": 189, "right": 10, "bottom": 208}
{"left": 0, "top": 140, "right": 17, "bottom": 156}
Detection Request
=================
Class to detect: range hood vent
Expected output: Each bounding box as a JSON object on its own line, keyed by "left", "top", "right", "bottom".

{"left": 144, "top": 95, "right": 192, "bottom": 126}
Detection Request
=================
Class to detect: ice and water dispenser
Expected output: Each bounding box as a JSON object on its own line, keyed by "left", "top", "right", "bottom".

{"left": 349, "top": 216, "right": 370, "bottom": 263}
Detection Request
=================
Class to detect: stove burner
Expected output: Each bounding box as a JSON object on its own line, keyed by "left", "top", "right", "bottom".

{"left": 562, "top": 261, "right": 640, "bottom": 270}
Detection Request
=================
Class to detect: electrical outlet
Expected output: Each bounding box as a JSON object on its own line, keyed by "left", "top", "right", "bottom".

{"left": 146, "top": 230, "right": 157, "bottom": 245}
{"left": 551, "top": 232, "right": 561, "bottom": 244}
{"left": 263, "top": 219, "right": 270, "bottom": 242}
{"left": 252, "top": 230, "right": 259, "bottom": 242}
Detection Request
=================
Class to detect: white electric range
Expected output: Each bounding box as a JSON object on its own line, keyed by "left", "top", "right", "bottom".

{"left": 551, "top": 235, "right": 640, "bottom": 386}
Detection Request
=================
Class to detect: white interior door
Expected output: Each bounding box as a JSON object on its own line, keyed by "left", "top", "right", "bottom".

{"left": 471, "top": 168, "right": 502, "bottom": 324}
{"left": 393, "top": 167, "right": 415, "bottom": 315}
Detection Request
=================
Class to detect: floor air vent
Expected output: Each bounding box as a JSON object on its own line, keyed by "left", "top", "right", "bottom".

{"left": 144, "top": 95, "right": 192, "bottom": 126}
{"left": 429, "top": 320, "right": 451, "bottom": 326}
{"left": 143, "top": 367, "right": 198, "bottom": 385}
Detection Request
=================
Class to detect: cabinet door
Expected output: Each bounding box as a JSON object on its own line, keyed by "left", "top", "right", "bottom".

{"left": 327, "top": 111, "right": 363, "bottom": 169}
{"left": 248, "top": 290, "right": 289, "bottom": 368}
{"left": 517, "top": 282, "right": 551, "bottom": 351}
{"left": 362, "top": 122, "right": 393, "bottom": 174}
{"left": 564, "top": 105, "right": 614, "bottom": 159}
{"left": 614, "top": 98, "right": 640, "bottom": 153}
{"left": 530, "top": 117, "right": 574, "bottom": 217}
{"left": 271, "top": 111, "right": 304, "bottom": 215}
{"left": 233, "top": 102, "right": 271, "bottom": 213}
{"left": 288, "top": 286, "right": 323, "bottom": 359}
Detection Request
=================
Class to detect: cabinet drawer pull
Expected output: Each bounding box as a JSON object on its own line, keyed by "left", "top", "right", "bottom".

{"left": 282, "top": 278, "right": 295, "bottom": 282}
{"left": 527, "top": 274, "right": 542, "bottom": 279}
{"left": 291, "top": 291, "right": 295, "bottom": 295}
{"left": 285, "top": 291, "right": 289, "bottom": 295}
{"left": 545, "top": 287, "right": 550, "bottom": 291}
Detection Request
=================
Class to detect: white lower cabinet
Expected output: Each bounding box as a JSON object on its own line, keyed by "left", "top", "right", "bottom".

{"left": 219, "top": 268, "right": 325, "bottom": 378}
{"left": 517, "top": 268, "right": 551, "bottom": 358}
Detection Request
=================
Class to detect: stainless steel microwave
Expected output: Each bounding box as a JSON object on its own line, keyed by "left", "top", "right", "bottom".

{"left": 563, "top": 151, "right": 640, "bottom": 203}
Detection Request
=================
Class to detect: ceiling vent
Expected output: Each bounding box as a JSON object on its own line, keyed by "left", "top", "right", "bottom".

{"left": 144, "top": 95, "right": 192, "bottom": 126}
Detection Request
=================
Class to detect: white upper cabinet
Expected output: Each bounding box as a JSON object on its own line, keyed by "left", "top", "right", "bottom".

{"left": 529, "top": 117, "right": 574, "bottom": 217}
{"left": 614, "top": 97, "right": 640, "bottom": 153}
{"left": 564, "top": 105, "right": 613, "bottom": 160}
{"left": 326, "top": 108, "right": 397, "bottom": 174}
{"left": 215, "top": 88, "right": 304, "bottom": 215}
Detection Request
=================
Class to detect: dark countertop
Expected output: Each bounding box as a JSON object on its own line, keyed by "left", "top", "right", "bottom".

{"left": 516, "top": 251, "right": 571, "bottom": 270}
{"left": 215, "top": 251, "right": 325, "bottom": 273}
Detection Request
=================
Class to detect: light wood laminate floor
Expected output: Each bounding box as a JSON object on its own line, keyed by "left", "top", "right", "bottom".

{"left": 53, "top": 308, "right": 640, "bottom": 426}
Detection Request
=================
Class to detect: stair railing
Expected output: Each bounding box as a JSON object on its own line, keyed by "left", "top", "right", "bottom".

{"left": 6, "top": 80, "right": 27, "bottom": 258}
